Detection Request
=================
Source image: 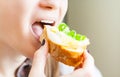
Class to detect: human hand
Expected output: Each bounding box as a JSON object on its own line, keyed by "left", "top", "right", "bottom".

{"left": 60, "top": 51, "right": 102, "bottom": 77}
{"left": 28, "top": 39, "right": 48, "bottom": 77}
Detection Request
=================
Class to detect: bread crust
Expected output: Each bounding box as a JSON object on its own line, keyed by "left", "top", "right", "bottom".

{"left": 40, "top": 26, "right": 86, "bottom": 67}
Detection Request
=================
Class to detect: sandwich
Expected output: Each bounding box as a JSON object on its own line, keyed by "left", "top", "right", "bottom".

{"left": 40, "top": 23, "right": 90, "bottom": 67}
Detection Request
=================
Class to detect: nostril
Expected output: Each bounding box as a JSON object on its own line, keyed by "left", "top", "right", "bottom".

{"left": 40, "top": 4, "right": 55, "bottom": 10}
{"left": 45, "top": 6, "right": 53, "bottom": 9}
{"left": 39, "top": 1, "right": 57, "bottom": 10}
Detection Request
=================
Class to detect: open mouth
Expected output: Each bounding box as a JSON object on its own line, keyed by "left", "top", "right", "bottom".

{"left": 32, "top": 20, "right": 55, "bottom": 40}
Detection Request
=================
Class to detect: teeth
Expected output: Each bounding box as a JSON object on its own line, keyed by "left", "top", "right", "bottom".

{"left": 40, "top": 20, "right": 54, "bottom": 24}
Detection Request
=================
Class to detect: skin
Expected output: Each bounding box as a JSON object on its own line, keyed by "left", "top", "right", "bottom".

{"left": 0, "top": 0, "right": 102, "bottom": 77}
{"left": 0, "top": 0, "right": 67, "bottom": 58}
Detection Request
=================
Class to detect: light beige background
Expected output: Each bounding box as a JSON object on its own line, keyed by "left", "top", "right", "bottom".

{"left": 66, "top": 0, "right": 120, "bottom": 77}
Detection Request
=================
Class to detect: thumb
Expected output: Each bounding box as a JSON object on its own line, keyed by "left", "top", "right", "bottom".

{"left": 29, "top": 39, "right": 48, "bottom": 77}
{"left": 83, "top": 50, "right": 94, "bottom": 68}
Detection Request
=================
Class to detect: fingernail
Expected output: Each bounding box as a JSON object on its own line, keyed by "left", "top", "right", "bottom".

{"left": 87, "top": 50, "right": 90, "bottom": 53}
{"left": 41, "top": 39, "right": 45, "bottom": 46}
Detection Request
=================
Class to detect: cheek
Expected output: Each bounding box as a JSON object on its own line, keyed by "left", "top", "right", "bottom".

{"left": 60, "top": 0, "right": 68, "bottom": 22}
{"left": 63, "top": 0, "right": 68, "bottom": 13}
{"left": 0, "top": 4, "right": 21, "bottom": 41}
{"left": 0, "top": 1, "right": 38, "bottom": 58}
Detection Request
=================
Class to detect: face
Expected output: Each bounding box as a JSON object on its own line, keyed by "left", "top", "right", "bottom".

{"left": 0, "top": 0, "right": 68, "bottom": 58}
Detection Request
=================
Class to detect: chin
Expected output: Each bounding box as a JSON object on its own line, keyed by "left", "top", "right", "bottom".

{"left": 21, "top": 47, "right": 37, "bottom": 58}
{"left": 18, "top": 40, "right": 40, "bottom": 58}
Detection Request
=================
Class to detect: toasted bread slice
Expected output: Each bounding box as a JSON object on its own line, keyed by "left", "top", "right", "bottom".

{"left": 40, "top": 24, "right": 90, "bottom": 67}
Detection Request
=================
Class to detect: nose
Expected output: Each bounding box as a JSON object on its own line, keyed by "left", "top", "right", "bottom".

{"left": 39, "top": 0, "right": 59, "bottom": 10}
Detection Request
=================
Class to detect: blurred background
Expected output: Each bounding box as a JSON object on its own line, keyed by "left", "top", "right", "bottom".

{"left": 66, "top": 0, "right": 120, "bottom": 77}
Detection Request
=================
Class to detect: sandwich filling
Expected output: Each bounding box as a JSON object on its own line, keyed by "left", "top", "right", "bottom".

{"left": 45, "top": 23, "right": 90, "bottom": 52}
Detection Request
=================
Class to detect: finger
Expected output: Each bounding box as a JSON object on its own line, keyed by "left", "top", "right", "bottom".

{"left": 29, "top": 39, "right": 48, "bottom": 77}
{"left": 60, "top": 68, "right": 85, "bottom": 77}
{"left": 33, "top": 39, "right": 48, "bottom": 71}
{"left": 75, "top": 50, "right": 94, "bottom": 70}
{"left": 83, "top": 50, "right": 94, "bottom": 68}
